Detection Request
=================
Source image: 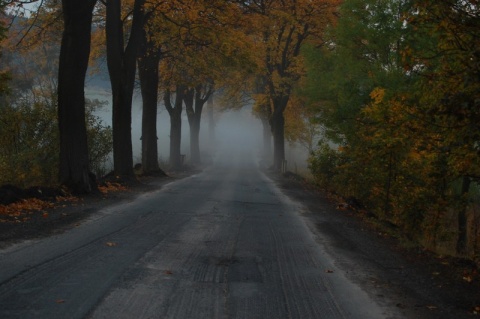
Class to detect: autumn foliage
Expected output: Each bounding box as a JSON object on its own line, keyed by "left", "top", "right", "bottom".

{"left": 306, "top": 0, "right": 480, "bottom": 260}
{"left": 1, "top": 0, "right": 479, "bottom": 263}
{"left": 0, "top": 195, "right": 79, "bottom": 224}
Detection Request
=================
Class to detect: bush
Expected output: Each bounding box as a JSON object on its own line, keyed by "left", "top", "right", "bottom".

{"left": 0, "top": 98, "right": 112, "bottom": 188}
{"left": 308, "top": 142, "right": 340, "bottom": 190}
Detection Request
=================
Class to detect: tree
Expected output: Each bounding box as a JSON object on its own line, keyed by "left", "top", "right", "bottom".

{"left": 163, "top": 84, "right": 185, "bottom": 170}
{"left": 305, "top": 0, "right": 430, "bottom": 232}
{"left": 0, "top": 97, "right": 112, "bottom": 187}
{"left": 252, "top": 91, "right": 272, "bottom": 158}
{"left": 406, "top": 0, "right": 480, "bottom": 254}
{"left": 0, "top": 1, "right": 9, "bottom": 97}
{"left": 105, "top": 0, "right": 145, "bottom": 178}
{"left": 138, "top": 18, "right": 163, "bottom": 174}
{"left": 57, "top": 0, "right": 97, "bottom": 193}
{"left": 305, "top": 0, "right": 480, "bottom": 257}
{"left": 185, "top": 83, "right": 214, "bottom": 164}
{"left": 206, "top": 95, "right": 215, "bottom": 150}
{"left": 0, "top": 76, "right": 7, "bottom": 102}
{"left": 284, "top": 94, "right": 323, "bottom": 154}
{"left": 0, "top": 13, "right": 112, "bottom": 188}
{"left": 150, "top": 0, "right": 248, "bottom": 166}
{"left": 236, "top": 0, "right": 340, "bottom": 170}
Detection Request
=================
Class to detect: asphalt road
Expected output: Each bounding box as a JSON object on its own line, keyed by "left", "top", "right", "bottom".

{"left": 0, "top": 151, "right": 406, "bottom": 319}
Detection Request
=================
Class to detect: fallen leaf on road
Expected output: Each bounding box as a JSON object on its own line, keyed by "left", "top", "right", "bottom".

{"left": 164, "top": 270, "right": 173, "bottom": 275}
{"left": 426, "top": 305, "right": 438, "bottom": 310}
{"left": 99, "top": 182, "right": 127, "bottom": 194}
{"left": 325, "top": 269, "right": 334, "bottom": 273}
{"left": 55, "top": 299, "right": 65, "bottom": 304}
{"left": 105, "top": 242, "right": 117, "bottom": 247}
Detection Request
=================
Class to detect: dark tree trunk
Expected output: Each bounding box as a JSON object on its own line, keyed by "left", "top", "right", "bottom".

{"left": 261, "top": 116, "right": 271, "bottom": 158}
{"left": 207, "top": 95, "right": 215, "bottom": 145}
{"left": 185, "top": 84, "right": 213, "bottom": 164}
{"left": 183, "top": 88, "right": 196, "bottom": 163}
{"left": 457, "top": 176, "right": 471, "bottom": 255}
{"left": 170, "top": 112, "right": 182, "bottom": 169}
{"left": 271, "top": 110, "right": 285, "bottom": 170}
{"left": 270, "top": 96, "right": 289, "bottom": 171}
{"left": 384, "top": 151, "right": 396, "bottom": 217}
{"left": 164, "top": 86, "right": 184, "bottom": 169}
{"left": 58, "top": 0, "right": 97, "bottom": 193}
{"left": 106, "top": 0, "right": 145, "bottom": 178}
{"left": 189, "top": 118, "right": 201, "bottom": 163}
{"left": 138, "top": 30, "right": 161, "bottom": 174}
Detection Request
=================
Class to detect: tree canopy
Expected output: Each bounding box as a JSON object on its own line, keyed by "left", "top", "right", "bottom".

{"left": 306, "top": 0, "right": 480, "bottom": 258}
{"left": 1, "top": 0, "right": 479, "bottom": 260}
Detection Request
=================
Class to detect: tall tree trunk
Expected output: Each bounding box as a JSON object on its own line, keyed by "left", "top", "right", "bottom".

{"left": 271, "top": 111, "right": 285, "bottom": 170}
{"left": 189, "top": 116, "right": 201, "bottom": 163}
{"left": 164, "top": 86, "right": 184, "bottom": 170}
{"left": 189, "top": 98, "right": 201, "bottom": 164}
{"left": 106, "top": 0, "right": 145, "bottom": 178}
{"left": 185, "top": 84, "right": 213, "bottom": 164}
{"left": 384, "top": 151, "right": 394, "bottom": 217}
{"left": 207, "top": 95, "right": 215, "bottom": 147}
{"left": 138, "top": 29, "right": 161, "bottom": 174}
{"left": 184, "top": 88, "right": 196, "bottom": 163}
{"left": 58, "top": 0, "right": 97, "bottom": 193}
{"left": 270, "top": 96, "right": 289, "bottom": 170}
{"left": 261, "top": 117, "right": 271, "bottom": 158}
{"left": 170, "top": 112, "right": 182, "bottom": 169}
{"left": 457, "top": 176, "right": 471, "bottom": 255}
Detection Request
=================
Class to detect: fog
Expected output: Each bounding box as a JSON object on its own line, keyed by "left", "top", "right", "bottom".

{"left": 86, "top": 83, "right": 270, "bottom": 170}
{"left": 212, "top": 107, "right": 263, "bottom": 164}
{"left": 85, "top": 71, "right": 311, "bottom": 174}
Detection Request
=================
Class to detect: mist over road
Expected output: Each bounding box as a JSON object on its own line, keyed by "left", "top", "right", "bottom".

{"left": 0, "top": 151, "right": 404, "bottom": 319}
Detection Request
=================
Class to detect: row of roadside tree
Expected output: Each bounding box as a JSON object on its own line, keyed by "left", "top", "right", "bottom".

{"left": 0, "top": 0, "right": 479, "bottom": 259}
{"left": 0, "top": 0, "right": 339, "bottom": 192}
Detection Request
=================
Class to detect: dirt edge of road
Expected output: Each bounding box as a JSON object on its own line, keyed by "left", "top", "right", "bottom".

{"left": 0, "top": 170, "right": 196, "bottom": 249}
{"left": 267, "top": 169, "right": 479, "bottom": 319}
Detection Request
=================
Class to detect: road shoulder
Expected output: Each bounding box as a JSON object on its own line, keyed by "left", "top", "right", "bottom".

{"left": 266, "top": 170, "right": 479, "bottom": 319}
{"left": 0, "top": 170, "right": 195, "bottom": 250}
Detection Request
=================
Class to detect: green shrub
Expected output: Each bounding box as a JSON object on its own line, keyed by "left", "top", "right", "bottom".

{"left": 0, "top": 98, "right": 112, "bottom": 187}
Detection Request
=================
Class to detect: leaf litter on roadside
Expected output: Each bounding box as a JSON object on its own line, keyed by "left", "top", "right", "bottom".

{"left": 0, "top": 182, "right": 128, "bottom": 224}
{"left": 0, "top": 196, "right": 79, "bottom": 224}
{"left": 98, "top": 182, "right": 127, "bottom": 195}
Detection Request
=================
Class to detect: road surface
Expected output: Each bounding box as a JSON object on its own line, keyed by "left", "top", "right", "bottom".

{"left": 0, "top": 151, "right": 406, "bottom": 318}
